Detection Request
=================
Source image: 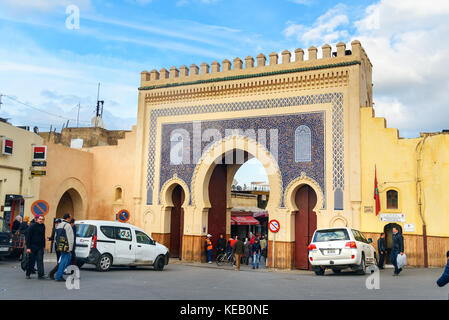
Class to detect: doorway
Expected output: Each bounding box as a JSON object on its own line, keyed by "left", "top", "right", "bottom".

{"left": 294, "top": 185, "right": 317, "bottom": 270}
{"left": 384, "top": 223, "right": 403, "bottom": 264}
{"left": 170, "top": 184, "right": 185, "bottom": 259}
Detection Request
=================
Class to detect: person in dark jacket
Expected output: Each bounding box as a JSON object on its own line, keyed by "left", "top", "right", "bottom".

{"left": 70, "top": 218, "right": 77, "bottom": 266}
{"left": 391, "top": 227, "right": 404, "bottom": 276}
{"left": 12, "top": 216, "right": 22, "bottom": 234}
{"left": 251, "top": 238, "right": 262, "bottom": 269}
{"left": 47, "top": 219, "right": 62, "bottom": 280}
{"left": 437, "top": 251, "right": 449, "bottom": 289}
{"left": 25, "top": 215, "right": 47, "bottom": 279}
{"left": 232, "top": 236, "right": 244, "bottom": 271}
{"left": 377, "top": 233, "right": 387, "bottom": 269}
{"left": 217, "top": 234, "right": 227, "bottom": 257}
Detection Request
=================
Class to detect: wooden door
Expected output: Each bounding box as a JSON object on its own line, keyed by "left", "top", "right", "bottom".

{"left": 294, "top": 185, "right": 317, "bottom": 270}
{"left": 208, "top": 164, "right": 227, "bottom": 261}
{"left": 170, "top": 185, "right": 185, "bottom": 258}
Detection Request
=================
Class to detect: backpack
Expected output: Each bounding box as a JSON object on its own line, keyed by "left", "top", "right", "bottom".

{"left": 55, "top": 223, "right": 69, "bottom": 252}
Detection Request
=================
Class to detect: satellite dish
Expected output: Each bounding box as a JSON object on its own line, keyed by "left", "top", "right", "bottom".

{"left": 33, "top": 126, "right": 39, "bottom": 134}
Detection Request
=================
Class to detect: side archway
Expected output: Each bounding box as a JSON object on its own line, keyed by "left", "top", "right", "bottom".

{"left": 50, "top": 178, "right": 88, "bottom": 222}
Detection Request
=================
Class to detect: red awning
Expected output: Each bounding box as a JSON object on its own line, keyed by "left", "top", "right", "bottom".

{"left": 231, "top": 216, "right": 260, "bottom": 226}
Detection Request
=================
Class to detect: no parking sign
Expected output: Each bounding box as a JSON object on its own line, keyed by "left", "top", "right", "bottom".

{"left": 268, "top": 219, "right": 280, "bottom": 233}
{"left": 116, "top": 209, "right": 130, "bottom": 223}
{"left": 31, "top": 200, "right": 49, "bottom": 216}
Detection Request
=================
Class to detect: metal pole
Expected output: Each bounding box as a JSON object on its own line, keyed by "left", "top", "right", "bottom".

{"left": 272, "top": 232, "right": 275, "bottom": 269}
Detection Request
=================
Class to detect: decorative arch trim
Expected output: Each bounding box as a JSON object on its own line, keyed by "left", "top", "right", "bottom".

{"left": 160, "top": 175, "right": 190, "bottom": 208}
{"left": 284, "top": 172, "right": 324, "bottom": 215}
{"left": 191, "top": 134, "right": 282, "bottom": 210}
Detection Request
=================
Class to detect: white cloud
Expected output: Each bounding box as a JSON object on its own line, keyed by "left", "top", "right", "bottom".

{"left": 353, "top": 0, "right": 449, "bottom": 136}
{"left": 0, "top": 0, "right": 91, "bottom": 13}
{"left": 284, "top": 4, "right": 349, "bottom": 45}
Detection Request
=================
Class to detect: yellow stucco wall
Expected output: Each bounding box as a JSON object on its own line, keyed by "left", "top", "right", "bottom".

{"left": 361, "top": 106, "right": 449, "bottom": 238}
{"left": 0, "top": 122, "right": 43, "bottom": 224}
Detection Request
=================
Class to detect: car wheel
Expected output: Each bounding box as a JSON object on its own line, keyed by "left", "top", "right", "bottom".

{"left": 332, "top": 269, "right": 341, "bottom": 274}
{"left": 154, "top": 255, "right": 165, "bottom": 271}
{"left": 96, "top": 254, "right": 112, "bottom": 272}
{"left": 314, "top": 267, "right": 325, "bottom": 276}
{"left": 357, "top": 254, "right": 366, "bottom": 275}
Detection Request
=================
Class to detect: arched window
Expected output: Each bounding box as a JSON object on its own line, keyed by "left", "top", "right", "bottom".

{"left": 114, "top": 187, "right": 123, "bottom": 202}
{"left": 386, "top": 190, "right": 398, "bottom": 209}
{"left": 295, "top": 125, "right": 312, "bottom": 162}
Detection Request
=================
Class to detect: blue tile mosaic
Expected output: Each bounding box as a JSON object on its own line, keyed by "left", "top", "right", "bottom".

{"left": 146, "top": 93, "right": 344, "bottom": 206}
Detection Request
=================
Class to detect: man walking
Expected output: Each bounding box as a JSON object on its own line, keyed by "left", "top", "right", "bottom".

{"left": 232, "top": 236, "right": 244, "bottom": 271}
{"left": 25, "top": 215, "right": 47, "bottom": 279}
{"left": 54, "top": 214, "right": 74, "bottom": 282}
{"left": 436, "top": 251, "right": 449, "bottom": 298}
{"left": 391, "top": 227, "right": 404, "bottom": 276}
{"left": 205, "top": 234, "right": 213, "bottom": 264}
{"left": 252, "top": 237, "right": 262, "bottom": 269}
{"left": 377, "top": 233, "right": 387, "bottom": 269}
{"left": 47, "top": 219, "right": 62, "bottom": 280}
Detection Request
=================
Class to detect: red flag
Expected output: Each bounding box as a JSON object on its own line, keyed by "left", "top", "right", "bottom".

{"left": 374, "top": 166, "right": 381, "bottom": 215}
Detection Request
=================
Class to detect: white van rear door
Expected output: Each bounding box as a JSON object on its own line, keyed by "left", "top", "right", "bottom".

{"left": 75, "top": 223, "right": 96, "bottom": 258}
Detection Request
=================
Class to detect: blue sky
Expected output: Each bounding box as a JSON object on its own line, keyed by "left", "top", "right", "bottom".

{"left": 1, "top": 0, "right": 449, "bottom": 185}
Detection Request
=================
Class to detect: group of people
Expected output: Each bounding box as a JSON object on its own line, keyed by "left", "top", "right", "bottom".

{"left": 376, "top": 226, "right": 405, "bottom": 276}
{"left": 376, "top": 226, "right": 449, "bottom": 290}
{"left": 205, "top": 233, "right": 268, "bottom": 271}
{"left": 17, "top": 213, "right": 76, "bottom": 282}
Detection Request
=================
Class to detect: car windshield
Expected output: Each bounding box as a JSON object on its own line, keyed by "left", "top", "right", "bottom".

{"left": 313, "top": 229, "right": 350, "bottom": 242}
{"left": 76, "top": 224, "right": 96, "bottom": 238}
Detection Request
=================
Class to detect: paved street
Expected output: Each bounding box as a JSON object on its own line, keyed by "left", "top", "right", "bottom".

{"left": 0, "top": 255, "right": 447, "bottom": 300}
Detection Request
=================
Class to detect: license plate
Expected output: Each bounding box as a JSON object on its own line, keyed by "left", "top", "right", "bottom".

{"left": 0, "top": 247, "right": 9, "bottom": 252}
{"left": 325, "top": 249, "right": 338, "bottom": 255}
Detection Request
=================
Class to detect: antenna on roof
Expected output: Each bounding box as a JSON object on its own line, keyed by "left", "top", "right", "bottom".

{"left": 92, "top": 83, "right": 105, "bottom": 128}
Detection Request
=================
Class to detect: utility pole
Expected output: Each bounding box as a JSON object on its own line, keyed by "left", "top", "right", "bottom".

{"left": 77, "top": 102, "right": 80, "bottom": 128}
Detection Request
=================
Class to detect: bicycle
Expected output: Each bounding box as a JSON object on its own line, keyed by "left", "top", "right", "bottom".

{"left": 216, "top": 252, "right": 235, "bottom": 266}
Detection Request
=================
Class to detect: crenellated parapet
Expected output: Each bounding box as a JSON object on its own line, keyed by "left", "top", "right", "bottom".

{"left": 140, "top": 41, "right": 372, "bottom": 105}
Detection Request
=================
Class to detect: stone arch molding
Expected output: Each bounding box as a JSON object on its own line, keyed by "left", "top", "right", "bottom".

{"left": 191, "top": 134, "right": 282, "bottom": 209}
{"left": 284, "top": 172, "right": 324, "bottom": 215}
{"left": 50, "top": 177, "right": 88, "bottom": 220}
{"left": 160, "top": 175, "right": 190, "bottom": 208}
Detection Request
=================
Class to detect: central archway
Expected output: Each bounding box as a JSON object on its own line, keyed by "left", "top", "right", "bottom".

{"left": 191, "top": 135, "right": 282, "bottom": 263}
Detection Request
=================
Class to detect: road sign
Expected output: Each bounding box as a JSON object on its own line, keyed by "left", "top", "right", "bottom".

{"left": 31, "top": 200, "right": 49, "bottom": 216}
{"left": 268, "top": 219, "right": 280, "bottom": 233}
{"left": 116, "top": 209, "right": 130, "bottom": 223}
{"left": 32, "top": 161, "right": 47, "bottom": 167}
{"left": 31, "top": 170, "right": 46, "bottom": 177}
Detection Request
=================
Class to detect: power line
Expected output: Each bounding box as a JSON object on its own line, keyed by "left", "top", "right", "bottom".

{"left": 3, "top": 94, "right": 91, "bottom": 124}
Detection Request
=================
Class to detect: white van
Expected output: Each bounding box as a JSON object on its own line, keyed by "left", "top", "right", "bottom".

{"left": 74, "top": 220, "right": 169, "bottom": 272}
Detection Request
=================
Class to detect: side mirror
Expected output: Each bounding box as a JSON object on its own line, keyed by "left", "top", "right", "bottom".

{"left": 150, "top": 239, "right": 156, "bottom": 245}
{"left": 368, "top": 238, "right": 373, "bottom": 243}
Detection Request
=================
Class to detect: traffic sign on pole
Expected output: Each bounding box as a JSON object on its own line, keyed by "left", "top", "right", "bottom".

{"left": 116, "top": 209, "right": 130, "bottom": 223}
{"left": 268, "top": 219, "right": 280, "bottom": 233}
{"left": 31, "top": 200, "right": 49, "bottom": 216}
